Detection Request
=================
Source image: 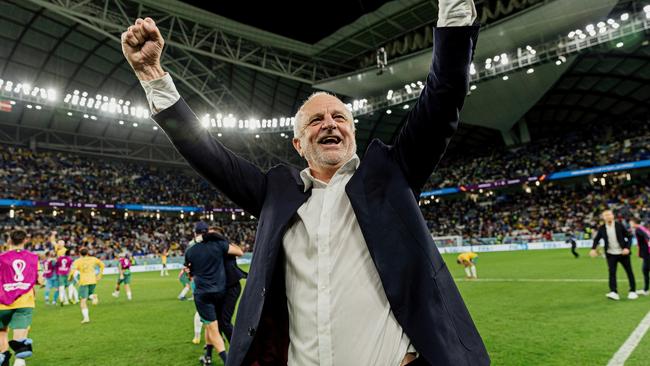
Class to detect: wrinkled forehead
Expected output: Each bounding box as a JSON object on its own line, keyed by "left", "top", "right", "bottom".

{"left": 301, "top": 94, "right": 350, "bottom": 119}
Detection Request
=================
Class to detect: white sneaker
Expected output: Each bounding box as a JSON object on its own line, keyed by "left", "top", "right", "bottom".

{"left": 13, "top": 358, "right": 26, "bottom": 366}
{"left": 112, "top": 292, "right": 119, "bottom": 298}
{"left": 81, "top": 318, "right": 90, "bottom": 324}
{"left": 628, "top": 292, "right": 639, "bottom": 300}
{"left": 636, "top": 290, "right": 649, "bottom": 296}
{"left": 606, "top": 292, "right": 620, "bottom": 300}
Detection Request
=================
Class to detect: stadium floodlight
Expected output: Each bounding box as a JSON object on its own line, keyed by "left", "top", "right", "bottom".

{"left": 255, "top": 134, "right": 260, "bottom": 139}
{"left": 597, "top": 22, "right": 606, "bottom": 28}
{"left": 9, "top": 101, "right": 15, "bottom": 105}
{"left": 26, "top": 104, "right": 32, "bottom": 109}
{"left": 153, "top": 126, "right": 158, "bottom": 130}
{"left": 35, "top": 105, "right": 42, "bottom": 110}
{"left": 493, "top": 55, "right": 500, "bottom": 62}
{"left": 83, "top": 114, "right": 89, "bottom": 118}
{"left": 599, "top": 27, "right": 607, "bottom": 34}
{"left": 132, "top": 122, "right": 138, "bottom": 127}
{"left": 469, "top": 63, "right": 476, "bottom": 75}
{"left": 386, "top": 109, "right": 392, "bottom": 114}
{"left": 644, "top": 5, "right": 650, "bottom": 13}
{"left": 118, "top": 120, "right": 124, "bottom": 125}
{"left": 217, "top": 132, "right": 222, "bottom": 137}
{"left": 616, "top": 42, "right": 624, "bottom": 48}
{"left": 568, "top": 31, "right": 575, "bottom": 38}
{"left": 67, "top": 112, "right": 72, "bottom": 116}
{"left": 502, "top": 75, "right": 509, "bottom": 80}
{"left": 403, "top": 104, "right": 410, "bottom": 109}
{"left": 470, "top": 85, "right": 477, "bottom": 90}
{"left": 354, "top": 119, "right": 359, "bottom": 123}
{"left": 90, "top": 115, "right": 97, "bottom": 120}
{"left": 9, "top": 209, "right": 14, "bottom": 219}
{"left": 620, "top": 13, "right": 629, "bottom": 21}
{"left": 527, "top": 68, "right": 535, "bottom": 74}
{"left": 0, "top": 79, "right": 3, "bottom": 87}
{"left": 405, "top": 84, "right": 412, "bottom": 93}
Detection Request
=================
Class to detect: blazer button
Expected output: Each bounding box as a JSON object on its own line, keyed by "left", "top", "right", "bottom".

{"left": 247, "top": 327, "right": 256, "bottom": 337}
{"left": 261, "top": 287, "right": 266, "bottom": 297}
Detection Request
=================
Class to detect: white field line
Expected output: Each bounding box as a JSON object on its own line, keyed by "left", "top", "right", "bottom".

{"left": 457, "top": 278, "right": 611, "bottom": 282}
{"left": 607, "top": 310, "right": 650, "bottom": 366}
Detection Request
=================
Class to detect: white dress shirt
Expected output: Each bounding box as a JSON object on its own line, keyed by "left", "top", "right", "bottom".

{"left": 606, "top": 223, "right": 623, "bottom": 255}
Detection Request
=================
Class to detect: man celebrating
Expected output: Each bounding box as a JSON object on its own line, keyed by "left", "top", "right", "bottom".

{"left": 590, "top": 210, "right": 637, "bottom": 300}
{"left": 0, "top": 230, "right": 42, "bottom": 366}
{"left": 55, "top": 248, "right": 73, "bottom": 306}
{"left": 69, "top": 248, "right": 105, "bottom": 323}
{"left": 121, "top": 0, "right": 488, "bottom": 363}
{"left": 184, "top": 222, "right": 243, "bottom": 365}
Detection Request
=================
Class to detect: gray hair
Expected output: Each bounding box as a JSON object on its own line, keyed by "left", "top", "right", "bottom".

{"left": 293, "top": 91, "right": 355, "bottom": 139}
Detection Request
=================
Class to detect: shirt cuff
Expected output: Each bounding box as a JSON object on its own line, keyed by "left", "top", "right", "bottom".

{"left": 437, "top": 0, "right": 477, "bottom": 27}
{"left": 140, "top": 73, "right": 181, "bottom": 114}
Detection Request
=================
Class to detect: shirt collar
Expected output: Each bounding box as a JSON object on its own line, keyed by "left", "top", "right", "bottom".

{"left": 300, "top": 154, "right": 360, "bottom": 192}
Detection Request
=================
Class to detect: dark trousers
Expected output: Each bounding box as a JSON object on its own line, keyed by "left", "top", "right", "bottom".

{"left": 641, "top": 256, "right": 649, "bottom": 292}
{"left": 606, "top": 254, "right": 636, "bottom": 293}
{"left": 571, "top": 245, "right": 579, "bottom": 258}
{"left": 219, "top": 282, "right": 241, "bottom": 342}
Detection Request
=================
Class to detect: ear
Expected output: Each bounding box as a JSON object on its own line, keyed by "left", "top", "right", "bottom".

{"left": 292, "top": 138, "right": 303, "bottom": 157}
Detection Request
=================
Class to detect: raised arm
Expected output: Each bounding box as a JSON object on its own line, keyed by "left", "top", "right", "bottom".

{"left": 228, "top": 244, "right": 244, "bottom": 257}
{"left": 121, "top": 18, "right": 266, "bottom": 216}
{"left": 392, "top": 0, "right": 478, "bottom": 193}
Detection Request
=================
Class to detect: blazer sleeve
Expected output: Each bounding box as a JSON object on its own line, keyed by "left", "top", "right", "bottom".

{"left": 152, "top": 98, "right": 266, "bottom": 217}
{"left": 592, "top": 227, "right": 603, "bottom": 250}
{"left": 392, "top": 25, "right": 479, "bottom": 193}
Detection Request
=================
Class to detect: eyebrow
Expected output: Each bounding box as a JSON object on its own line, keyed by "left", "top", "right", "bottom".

{"left": 306, "top": 110, "right": 349, "bottom": 122}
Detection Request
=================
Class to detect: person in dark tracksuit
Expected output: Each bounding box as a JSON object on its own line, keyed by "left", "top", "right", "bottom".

{"left": 629, "top": 218, "right": 650, "bottom": 296}
{"left": 590, "top": 210, "right": 636, "bottom": 301}
{"left": 185, "top": 222, "right": 243, "bottom": 366}
{"left": 208, "top": 226, "right": 247, "bottom": 343}
{"left": 566, "top": 234, "right": 579, "bottom": 258}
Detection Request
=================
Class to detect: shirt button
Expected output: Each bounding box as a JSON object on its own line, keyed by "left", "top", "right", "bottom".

{"left": 247, "top": 327, "right": 256, "bottom": 337}
{"left": 261, "top": 287, "right": 266, "bottom": 297}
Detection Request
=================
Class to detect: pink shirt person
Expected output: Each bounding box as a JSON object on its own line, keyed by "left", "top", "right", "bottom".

{"left": 42, "top": 258, "right": 56, "bottom": 279}
{"left": 56, "top": 255, "right": 73, "bottom": 276}
{"left": 119, "top": 257, "right": 132, "bottom": 270}
{"left": 0, "top": 250, "right": 39, "bottom": 305}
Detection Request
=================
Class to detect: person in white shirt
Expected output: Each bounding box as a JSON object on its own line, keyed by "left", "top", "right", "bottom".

{"left": 590, "top": 210, "right": 637, "bottom": 300}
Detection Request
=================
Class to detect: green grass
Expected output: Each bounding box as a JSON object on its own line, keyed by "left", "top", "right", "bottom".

{"left": 23, "top": 249, "right": 650, "bottom": 365}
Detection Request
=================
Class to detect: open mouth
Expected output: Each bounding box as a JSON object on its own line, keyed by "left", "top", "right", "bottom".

{"left": 318, "top": 136, "right": 342, "bottom": 145}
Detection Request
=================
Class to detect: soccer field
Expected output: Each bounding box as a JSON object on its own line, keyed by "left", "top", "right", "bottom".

{"left": 28, "top": 248, "right": 650, "bottom": 366}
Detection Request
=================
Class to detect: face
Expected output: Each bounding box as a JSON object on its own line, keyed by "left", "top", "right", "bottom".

{"left": 629, "top": 220, "right": 638, "bottom": 228}
{"left": 293, "top": 94, "right": 356, "bottom": 171}
{"left": 602, "top": 211, "right": 614, "bottom": 223}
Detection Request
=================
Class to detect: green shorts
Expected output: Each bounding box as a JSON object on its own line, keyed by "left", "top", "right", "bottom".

{"left": 79, "top": 284, "right": 96, "bottom": 299}
{"left": 117, "top": 272, "right": 132, "bottom": 285}
{"left": 179, "top": 274, "right": 190, "bottom": 287}
{"left": 0, "top": 308, "right": 33, "bottom": 329}
{"left": 57, "top": 274, "right": 70, "bottom": 287}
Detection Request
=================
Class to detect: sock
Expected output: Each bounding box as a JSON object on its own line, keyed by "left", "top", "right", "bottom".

{"left": 465, "top": 267, "right": 472, "bottom": 277}
{"left": 58, "top": 286, "right": 67, "bottom": 302}
{"left": 470, "top": 266, "right": 477, "bottom": 278}
{"left": 179, "top": 287, "right": 189, "bottom": 299}
{"left": 194, "top": 313, "right": 202, "bottom": 338}
{"left": 82, "top": 308, "right": 89, "bottom": 320}
{"left": 219, "top": 351, "right": 227, "bottom": 363}
{"left": 127, "top": 291, "right": 132, "bottom": 300}
{"left": 205, "top": 345, "right": 213, "bottom": 358}
{"left": 44, "top": 288, "right": 50, "bottom": 302}
{"left": 53, "top": 291, "right": 59, "bottom": 303}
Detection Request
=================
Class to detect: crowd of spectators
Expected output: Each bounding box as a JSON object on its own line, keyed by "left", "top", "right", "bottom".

{"left": 423, "top": 177, "right": 649, "bottom": 245}
{"left": 0, "top": 211, "right": 256, "bottom": 260}
{"left": 424, "top": 120, "right": 649, "bottom": 190}
{"left": 1, "top": 119, "right": 648, "bottom": 253}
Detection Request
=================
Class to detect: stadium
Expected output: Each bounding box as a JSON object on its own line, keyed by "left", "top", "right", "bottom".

{"left": 0, "top": 0, "right": 649, "bottom": 365}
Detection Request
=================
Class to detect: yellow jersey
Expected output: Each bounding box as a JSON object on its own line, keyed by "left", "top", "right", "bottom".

{"left": 161, "top": 254, "right": 167, "bottom": 264}
{"left": 457, "top": 252, "right": 478, "bottom": 263}
{"left": 71, "top": 256, "right": 105, "bottom": 285}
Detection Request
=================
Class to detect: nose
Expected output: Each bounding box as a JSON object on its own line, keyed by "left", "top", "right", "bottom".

{"left": 321, "top": 114, "right": 337, "bottom": 130}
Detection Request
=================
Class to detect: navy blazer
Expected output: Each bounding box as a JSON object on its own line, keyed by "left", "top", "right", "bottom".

{"left": 592, "top": 222, "right": 632, "bottom": 251}
{"left": 154, "top": 26, "right": 488, "bottom": 366}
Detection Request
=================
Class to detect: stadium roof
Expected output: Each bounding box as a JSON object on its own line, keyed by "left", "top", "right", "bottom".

{"left": 0, "top": 0, "right": 647, "bottom": 169}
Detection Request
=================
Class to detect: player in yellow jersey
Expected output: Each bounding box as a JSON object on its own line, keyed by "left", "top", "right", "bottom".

{"left": 69, "top": 248, "right": 105, "bottom": 324}
{"left": 457, "top": 252, "right": 479, "bottom": 279}
{"left": 160, "top": 249, "right": 169, "bottom": 276}
{"left": 0, "top": 230, "right": 43, "bottom": 366}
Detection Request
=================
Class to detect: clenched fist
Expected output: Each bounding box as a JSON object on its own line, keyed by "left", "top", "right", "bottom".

{"left": 121, "top": 17, "right": 165, "bottom": 81}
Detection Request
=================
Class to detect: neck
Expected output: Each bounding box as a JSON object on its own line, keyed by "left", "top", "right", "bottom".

{"left": 8, "top": 245, "right": 22, "bottom": 251}
{"left": 606, "top": 221, "right": 614, "bottom": 225}
{"left": 309, "top": 166, "right": 340, "bottom": 183}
